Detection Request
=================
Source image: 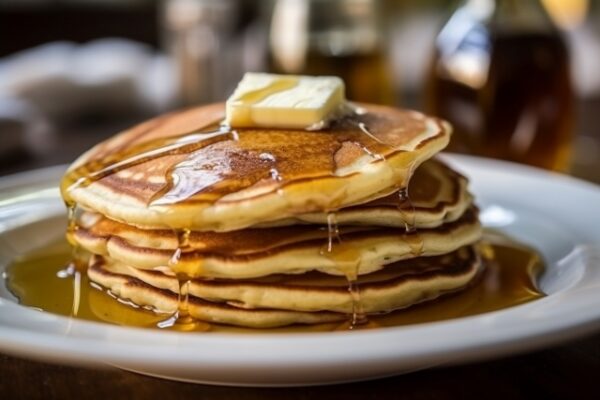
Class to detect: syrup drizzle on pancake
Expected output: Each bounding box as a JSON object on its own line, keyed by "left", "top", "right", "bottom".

{"left": 397, "top": 187, "right": 415, "bottom": 233}
{"left": 355, "top": 121, "right": 424, "bottom": 259}
{"left": 157, "top": 229, "right": 201, "bottom": 329}
{"left": 61, "top": 123, "right": 233, "bottom": 205}
{"left": 64, "top": 204, "right": 89, "bottom": 274}
{"left": 353, "top": 141, "right": 385, "bottom": 161}
{"left": 398, "top": 186, "right": 424, "bottom": 257}
{"left": 322, "top": 238, "right": 368, "bottom": 326}
{"left": 146, "top": 108, "right": 395, "bottom": 207}
{"left": 348, "top": 280, "right": 368, "bottom": 327}
{"left": 325, "top": 213, "right": 341, "bottom": 253}
{"left": 65, "top": 204, "right": 77, "bottom": 245}
{"left": 357, "top": 121, "right": 386, "bottom": 146}
{"left": 147, "top": 129, "right": 242, "bottom": 206}
{"left": 325, "top": 210, "right": 369, "bottom": 327}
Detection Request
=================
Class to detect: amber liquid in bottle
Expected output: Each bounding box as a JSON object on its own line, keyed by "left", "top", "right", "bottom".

{"left": 427, "top": 20, "right": 574, "bottom": 171}
{"left": 270, "top": 50, "right": 395, "bottom": 105}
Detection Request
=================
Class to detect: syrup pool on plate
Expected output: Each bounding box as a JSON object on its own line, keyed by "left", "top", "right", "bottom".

{"left": 4, "top": 230, "right": 545, "bottom": 334}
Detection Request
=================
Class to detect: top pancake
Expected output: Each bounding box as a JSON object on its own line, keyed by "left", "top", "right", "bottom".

{"left": 62, "top": 103, "right": 450, "bottom": 231}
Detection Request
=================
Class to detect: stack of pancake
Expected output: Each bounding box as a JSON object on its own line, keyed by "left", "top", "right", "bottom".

{"left": 61, "top": 103, "right": 482, "bottom": 328}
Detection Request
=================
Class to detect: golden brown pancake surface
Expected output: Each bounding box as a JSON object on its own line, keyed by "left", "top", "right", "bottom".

{"left": 74, "top": 206, "right": 481, "bottom": 279}
{"left": 274, "top": 158, "right": 472, "bottom": 228}
{"left": 87, "top": 245, "right": 481, "bottom": 327}
{"left": 62, "top": 103, "right": 450, "bottom": 231}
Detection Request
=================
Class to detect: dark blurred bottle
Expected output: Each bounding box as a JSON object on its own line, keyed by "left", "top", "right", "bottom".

{"left": 268, "top": 0, "right": 395, "bottom": 105}
{"left": 426, "top": 0, "right": 574, "bottom": 171}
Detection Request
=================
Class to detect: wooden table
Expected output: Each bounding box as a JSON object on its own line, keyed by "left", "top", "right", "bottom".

{"left": 1, "top": 334, "right": 598, "bottom": 399}
{"left": 1, "top": 113, "right": 599, "bottom": 399}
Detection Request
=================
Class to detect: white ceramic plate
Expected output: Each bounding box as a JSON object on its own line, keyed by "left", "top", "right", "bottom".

{"left": 1, "top": 155, "right": 599, "bottom": 387}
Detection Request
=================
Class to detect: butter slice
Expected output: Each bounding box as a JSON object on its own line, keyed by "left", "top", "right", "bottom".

{"left": 226, "top": 73, "right": 345, "bottom": 129}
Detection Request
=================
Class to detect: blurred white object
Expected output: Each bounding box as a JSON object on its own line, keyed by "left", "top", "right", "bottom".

{"left": 0, "top": 38, "right": 177, "bottom": 119}
{"left": 389, "top": 10, "right": 443, "bottom": 95}
{"left": 568, "top": 22, "right": 600, "bottom": 98}
{"left": 0, "top": 96, "right": 52, "bottom": 159}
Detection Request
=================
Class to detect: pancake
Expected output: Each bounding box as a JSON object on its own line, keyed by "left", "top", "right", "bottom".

{"left": 87, "top": 246, "right": 482, "bottom": 328}
{"left": 61, "top": 103, "right": 451, "bottom": 232}
{"left": 74, "top": 207, "right": 481, "bottom": 279}
{"left": 261, "top": 158, "right": 472, "bottom": 229}
{"left": 57, "top": 95, "right": 489, "bottom": 329}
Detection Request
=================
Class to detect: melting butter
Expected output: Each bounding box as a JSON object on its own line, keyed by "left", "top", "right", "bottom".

{"left": 226, "top": 73, "right": 346, "bottom": 130}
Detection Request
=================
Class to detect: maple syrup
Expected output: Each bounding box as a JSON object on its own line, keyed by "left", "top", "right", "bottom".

{"left": 325, "top": 213, "right": 341, "bottom": 253}
{"left": 426, "top": 0, "right": 574, "bottom": 171}
{"left": 4, "top": 231, "right": 545, "bottom": 333}
{"left": 60, "top": 123, "right": 230, "bottom": 202}
{"left": 320, "top": 211, "right": 367, "bottom": 327}
{"left": 156, "top": 228, "right": 200, "bottom": 330}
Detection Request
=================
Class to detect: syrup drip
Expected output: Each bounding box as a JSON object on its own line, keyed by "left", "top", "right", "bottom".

{"left": 343, "top": 263, "right": 366, "bottom": 329}
{"left": 64, "top": 203, "right": 89, "bottom": 272}
{"left": 323, "top": 241, "right": 368, "bottom": 327}
{"left": 348, "top": 280, "right": 368, "bottom": 328}
{"left": 397, "top": 185, "right": 424, "bottom": 257}
{"left": 357, "top": 122, "right": 387, "bottom": 146}
{"left": 63, "top": 214, "right": 86, "bottom": 318}
{"left": 352, "top": 120, "right": 387, "bottom": 162}
{"left": 54, "top": 261, "right": 82, "bottom": 316}
{"left": 354, "top": 142, "right": 385, "bottom": 161}
{"left": 157, "top": 229, "right": 198, "bottom": 330}
{"left": 71, "top": 266, "right": 82, "bottom": 316}
{"left": 319, "top": 212, "right": 366, "bottom": 327}
{"left": 326, "top": 213, "right": 341, "bottom": 253}
{"left": 397, "top": 187, "right": 416, "bottom": 233}
{"left": 404, "top": 233, "right": 425, "bottom": 258}
{"left": 65, "top": 203, "right": 77, "bottom": 246}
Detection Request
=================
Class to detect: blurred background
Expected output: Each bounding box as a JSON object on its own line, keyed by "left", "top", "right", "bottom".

{"left": 0, "top": 0, "right": 599, "bottom": 182}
